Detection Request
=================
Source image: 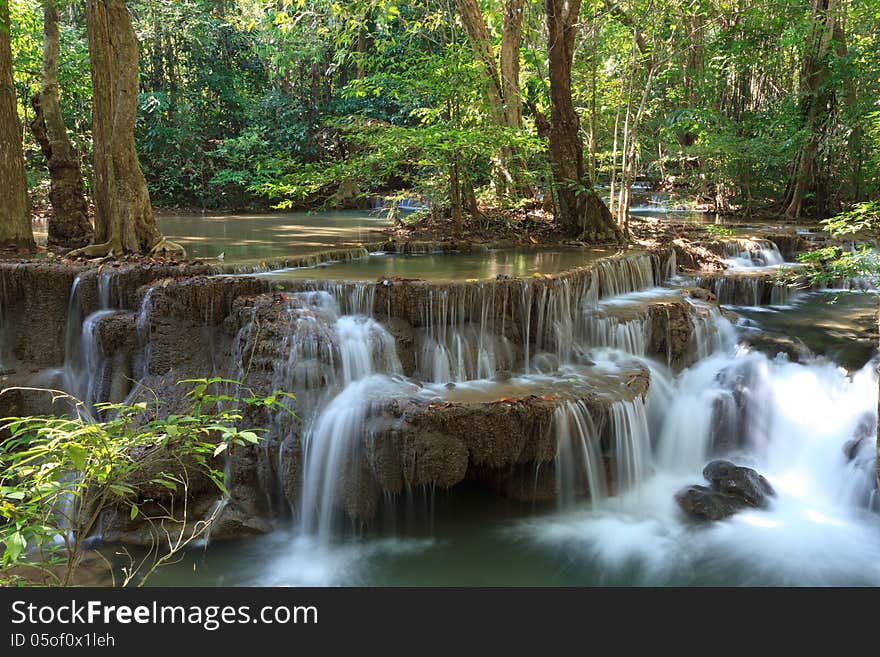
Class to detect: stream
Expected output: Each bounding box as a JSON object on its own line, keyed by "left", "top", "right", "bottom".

{"left": 11, "top": 211, "right": 880, "bottom": 586}
{"left": 144, "top": 219, "right": 880, "bottom": 586}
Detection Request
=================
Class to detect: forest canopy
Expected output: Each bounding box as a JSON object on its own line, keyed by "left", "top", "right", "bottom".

{"left": 3, "top": 0, "right": 880, "bottom": 250}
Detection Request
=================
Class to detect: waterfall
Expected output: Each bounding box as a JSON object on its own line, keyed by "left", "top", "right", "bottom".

{"left": 595, "top": 254, "right": 657, "bottom": 298}
{"left": 695, "top": 274, "right": 794, "bottom": 307}
{"left": 61, "top": 275, "right": 122, "bottom": 415}
{"left": 583, "top": 316, "right": 647, "bottom": 355}
{"left": 686, "top": 299, "right": 736, "bottom": 360}
{"left": 63, "top": 310, "right": 117, "bottom": 416}
{"left": 297, "top": 311, "right": 403, "bottom": 542}
{"left": 554, "top": 400, "right": 607, "bottom": 508}
{"left": 608, "top": 398, "right": 652, "bottom": 492}
{"left": 415, "top": 284, "right": 515, "bottom": 382}
{"left": 724, "top": 238, "right": 785, "bottom": 269}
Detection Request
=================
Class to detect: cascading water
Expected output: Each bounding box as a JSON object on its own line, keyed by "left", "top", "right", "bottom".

{"left": 554, "top": 400, "right": 607, "bottom": 508}
{"left": 133, "top": 246, "right": 879, "bottom": 586}
{"left": 607, "top": 399, "right": 652, "bottom": 493}
{"left": 724, "top": 238, "right": 785, "bottom": 268}
{"left": 297, "top": 310, "right": 403, "bottom": 542}
{"left": 518, "top": 325, "right": 880, "bottom": 585}
{"left": 60, "top": 274, "right": 125, "bottom": 416}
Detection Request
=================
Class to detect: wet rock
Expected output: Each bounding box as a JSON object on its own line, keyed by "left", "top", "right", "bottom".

{"left": 531, "top": 352, "right": 560, "bottom": 373}
{"left": 646, "top": 300, "right": 695, "bottom": 368}
{"left": 675, "top": 485, "right": 750, "bottom": 521}
{"left": 844, "top": 412, "right": 876, "bottom": 461}
{"left": 676, "top": 460, "right": 776, "bottom": 521}
{"left": 383, "top": 318, "right": 416, "bottom": 375}
{"left": 702, "top": 460, "right": 776, "bottom": 509}
{"left": 685, "top": 286, "right": 717, "bottom": 303}
{"left": 209, "top": 504, "right": 274, "bottom": 540}
{"left": 0, "top": 262, "right": 79, "bottom": 366}
{"left": 740, "top": 332, "right": 813, "bottom": 363}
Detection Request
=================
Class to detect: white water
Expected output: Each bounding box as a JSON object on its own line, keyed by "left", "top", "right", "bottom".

{"left": 723, "top": 238, "right": 786, "bottom": 269}
{"left": 516, "top": 340, "right": 880, "bottom": 585}
{"left": 50, "top": 243, "right": 873, "bottom": 586}
{"left": 554, "top": 400, "right": 607, "bottom": 508}
{"left": 297, "top": 312, "right": 404, "bottom": 542}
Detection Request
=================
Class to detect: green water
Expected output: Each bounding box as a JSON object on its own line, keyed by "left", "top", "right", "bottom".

{"left": 157, "top": 210, "right": 390, "bottom": 260}
{"left": 737, "top": 291, "right": 879, "bottom": 370}
{"left": 259, "top": 247, "right": 620, "bottom": 282}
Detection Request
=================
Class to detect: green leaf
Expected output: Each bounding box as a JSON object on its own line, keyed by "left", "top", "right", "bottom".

{"left": 67, "top": 444, "right": 87, "bottom": 471}
{"left": 130, "top": 504, "right": 139, "bottom": 520}
{"left": 5, "top": 532, "right": 26, "bottom": 564}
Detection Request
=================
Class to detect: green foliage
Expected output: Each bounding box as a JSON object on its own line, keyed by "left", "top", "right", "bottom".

{"left": 703, "top": 224, "right": 736, "bottom": 237}
{"left": 820, "top": 201, "right": 880, "bottom": 237}
{"left": 789, "top": 203, "right": 880, "bottom": 290}
{"left": 8, "top": 0, "right": 879, "bottom": 214}
{"left": 0, "top": 378, "right": 294, "bottom": 586}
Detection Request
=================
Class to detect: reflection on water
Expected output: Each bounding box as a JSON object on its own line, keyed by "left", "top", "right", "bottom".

{"left": 737, "top": 291, "right": 879, "bottom": 369}
{"left": 259, "top": 248, "right": 619, "bottom": 282}
{"left": 157, "top": 210, "right": 390, "bottom": 260}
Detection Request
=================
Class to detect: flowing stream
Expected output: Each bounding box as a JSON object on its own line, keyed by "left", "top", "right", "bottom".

{"left": 25, "top": 221, "right": 879, "bottom": 586}
{"left": 131, "top": 234, "right": 880, "bottom": 586}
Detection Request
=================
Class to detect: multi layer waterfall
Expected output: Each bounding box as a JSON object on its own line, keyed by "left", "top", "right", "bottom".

{"left": 2, "top": 235, "right": 878, "bottom": 586}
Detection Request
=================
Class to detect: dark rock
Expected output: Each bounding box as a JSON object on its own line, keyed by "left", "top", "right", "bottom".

{"left": 702, "top": 459, "right": 775, "bottom": 508}
{"left": 740, "top": 332, "right": 813, "bottom": 363}
{"left": 675, "top": 484, "right": 749, "bottom": 521}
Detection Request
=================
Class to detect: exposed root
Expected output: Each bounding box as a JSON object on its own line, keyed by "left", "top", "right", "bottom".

{"left": 150, "top": 238, "right": 187, "bottom": 259}
{"left": 66, "top": 241, "right": 116, "bottom": 259}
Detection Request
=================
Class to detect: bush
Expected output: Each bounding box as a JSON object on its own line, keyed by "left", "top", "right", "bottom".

{"left": 0, "top": 378, "right": 293, "bottom": 586}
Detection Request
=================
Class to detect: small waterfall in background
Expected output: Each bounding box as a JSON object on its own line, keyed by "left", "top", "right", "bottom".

{"left": 61, "top": 272, "right": 125, "bottom": 417}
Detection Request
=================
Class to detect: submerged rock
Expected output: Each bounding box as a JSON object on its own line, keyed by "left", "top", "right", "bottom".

{"left": 702, "top": 459, "right": 775, "bottom": 508}
{"left": 740, "top": 332, "right": 813, "bottom": 363}
{"left": 675, "top": 485, "right": 749, "bottom": 521}
{"left": 676, "top": 460, "right": 776, "bottom": 521}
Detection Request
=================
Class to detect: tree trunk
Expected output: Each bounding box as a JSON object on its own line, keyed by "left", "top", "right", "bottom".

{"left": 784, "top": 0, "right": 838, "bottom": 220}
{"left": 30, "top": 0, "right": 93, "bottom": 250}
{"left": 0, "top": 0, "right": 35, "bottom": 250}
{"left": 456, "top": 0, "right": 529, "bottom": 198}
{"left": 76, "top": 0, "right": 180, "bottom": 257}
{"left": 545, "top": 0, "right": 619, "bottom": 241}
{"left": 500, "top": 0, "right": 525, "bottom": 129}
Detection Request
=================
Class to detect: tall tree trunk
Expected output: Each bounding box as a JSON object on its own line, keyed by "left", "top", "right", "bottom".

{"left": 456, "top": 0, "right": 529, "bottom": 198}
{"left": 30, "top": 0, "right": 93, "bottom": 250}
{"left": 75, "top": 0, "right": 181, "bottom": 257}
{"left": 0, "top": 0, "right": 34, "bottom": 250}
{"left": 545, "top": 0, "right": 619, "bottom": 241}
{"left": 500, "top": 0, "right": 525, "bottom": 129}
{"left": 784, "top": 0, "right": 838, "bottom": 220}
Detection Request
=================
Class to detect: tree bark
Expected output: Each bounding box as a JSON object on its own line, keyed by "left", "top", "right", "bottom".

{"left": 545, "top": 0, "right": 619, "bottom": 241}
{"left": 76, "top": 0, "right": 182, "bottom": 257}
{"left": 784, "top": 0, "right": 838, "bottom": 220}
{"left": 500, "top": 0, "right": 525, "bottom": 129}
{"left": 30, "top": 0, "right": 93, "bottom": 250}
{"left": 456, "top": 0, "right": 529, "bottom": 198}
{"left": 0, "top": 0, "right": 35, "bottom": 250}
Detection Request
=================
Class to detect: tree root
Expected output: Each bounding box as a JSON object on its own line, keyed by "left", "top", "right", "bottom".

{"left": 66, "top": 241, "right": 117, "bottom": 259}
{"left": 150, "top": 238, "right": 187, "bottom": 259}
{"left": 67, "top": 238, "right": 188, "bottom": 260}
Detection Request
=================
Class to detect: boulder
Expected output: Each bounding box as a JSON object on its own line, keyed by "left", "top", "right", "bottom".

{"left": 702, "top": 459, "right": 775, "bottom": 508}
{"left": 675, "top": 485, "right": 749, "bottom": 521}
{"left": 676, "top": 460, "right": 776, "bottom": 521}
